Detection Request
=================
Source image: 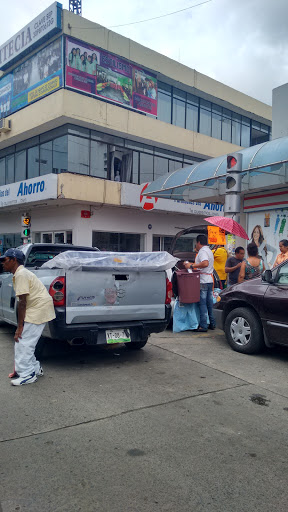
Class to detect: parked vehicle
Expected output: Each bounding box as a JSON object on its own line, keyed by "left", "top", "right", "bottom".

{"left": 0, "top": 244, "right": 172, "bottom": 353}
{"left": 214, "top": 260, "right": 288, "bottom": 354}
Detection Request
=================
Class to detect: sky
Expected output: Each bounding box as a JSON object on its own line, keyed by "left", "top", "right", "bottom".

{"left": 1, "top": 0, "right": 288, "bottom": 105}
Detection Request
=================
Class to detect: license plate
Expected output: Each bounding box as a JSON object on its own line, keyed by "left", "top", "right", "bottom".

{"left": 105, "top": 329, "right": 131, "bottom": 344}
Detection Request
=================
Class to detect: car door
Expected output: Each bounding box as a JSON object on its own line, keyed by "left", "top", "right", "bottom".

{"left": 0, "top": 270, "right": 17, "bottom": 324}
{"left": 263, "top": 261, "right": 288, "bottom": 345}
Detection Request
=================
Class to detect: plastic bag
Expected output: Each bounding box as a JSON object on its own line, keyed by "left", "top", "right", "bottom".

{"left": 41, "top": 250, "right": 179, "bottom": 272}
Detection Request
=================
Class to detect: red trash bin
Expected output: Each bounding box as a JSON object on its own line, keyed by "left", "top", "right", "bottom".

{"left": 176, "top": 270, "right": 200, "bottom": 303}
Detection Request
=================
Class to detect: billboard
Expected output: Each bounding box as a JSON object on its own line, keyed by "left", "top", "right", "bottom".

{"left": 0, "top": 2, "right": 62, "bottom": 70}
{"left": 65, "top": 37, "right": 157, "bottom": 116}
{"left": 247, "top": 209, "right": 287, "bottom": 269}
{"left": 0, "top": 38, "right": 63, "bottom": 120}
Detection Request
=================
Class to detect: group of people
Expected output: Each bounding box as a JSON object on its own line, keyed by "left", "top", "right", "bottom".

{"left": 68, "top": 48, "right": 98, "bottom": 75}
{"left": 182, "top": 235, "right": 288, "bottom": 333}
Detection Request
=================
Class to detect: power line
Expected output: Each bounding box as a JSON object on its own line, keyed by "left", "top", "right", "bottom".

{"left": 68, "top": 1, "right": 213, "bottom": 30}
{"left": 109, "top": 0, "right": 213, "bottom": 28}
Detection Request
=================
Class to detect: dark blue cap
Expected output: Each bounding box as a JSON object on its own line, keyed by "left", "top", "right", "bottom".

{"left": 0, "top": 248, "right": 25, "bottom": 263}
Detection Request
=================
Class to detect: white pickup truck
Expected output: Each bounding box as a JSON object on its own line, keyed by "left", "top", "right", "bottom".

{"left": 0, "top": 244, "right": 173, "bottom": 353}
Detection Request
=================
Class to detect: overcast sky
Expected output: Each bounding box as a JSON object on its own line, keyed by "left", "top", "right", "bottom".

{"left": 2, "top": 0, "right": 287, "bottom": 105}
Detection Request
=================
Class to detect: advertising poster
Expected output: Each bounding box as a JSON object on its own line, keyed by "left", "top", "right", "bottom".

{"left": 0, "top": 73, "right": 13, "bottom": 118}
{"left": 132, "top": 66, "right": 157, "bottom": 115}
{"left": 247, "top": 209, "right": 288, "bottom": 268}
{"left": 0, "top": 38, "right": 62, "bottom": 120}
{"left": 65, "top": 37, "right": 157, "bottom": 116}
{"left": 11, "top": 38, "right": 62, "bottom": 113}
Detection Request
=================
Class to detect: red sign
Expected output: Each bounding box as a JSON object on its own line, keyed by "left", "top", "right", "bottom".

{"left": 140, "top": 183, "right": 158, "bottom": 211}
{"left": 81, "top": 210, "right": 91, "bottom": 218}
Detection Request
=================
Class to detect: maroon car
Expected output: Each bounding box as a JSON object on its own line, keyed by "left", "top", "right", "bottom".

{"left": 214, "top": 260, "right": 288, "bottom": 354}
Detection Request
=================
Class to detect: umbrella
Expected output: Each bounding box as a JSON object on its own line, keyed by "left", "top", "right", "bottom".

{"left": 204, "top": 216, "right": 249, "bottom": 240}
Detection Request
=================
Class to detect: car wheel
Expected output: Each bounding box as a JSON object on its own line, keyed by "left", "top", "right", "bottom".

{"left": 224, "top": 307, "right": 264, "bottom": 354}
{"left": 125, "top": 338, "right": 148, "bottom": 350}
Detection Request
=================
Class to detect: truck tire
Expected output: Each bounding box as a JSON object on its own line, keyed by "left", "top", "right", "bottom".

{"left": 224, "top": 307, "right": 264, "bottom": 354}
{"left": 125, "top": 338, "right": 148, "bottom": 350}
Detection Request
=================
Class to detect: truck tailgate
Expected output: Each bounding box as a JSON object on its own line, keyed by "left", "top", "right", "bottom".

{"left": 65, "top": 269, "right": 166, "bottom": 324}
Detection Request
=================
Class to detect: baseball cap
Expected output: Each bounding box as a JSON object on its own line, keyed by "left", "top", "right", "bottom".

{"left": 0, "top": 248, "right": 25, "bottom": 263}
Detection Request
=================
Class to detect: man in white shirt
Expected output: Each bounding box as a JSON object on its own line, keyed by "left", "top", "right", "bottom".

{"left": 0, "top": 248, "right": 56, "bottom": 386}
{"left": 184, "top": 234, "right": 215, "bottom": 332}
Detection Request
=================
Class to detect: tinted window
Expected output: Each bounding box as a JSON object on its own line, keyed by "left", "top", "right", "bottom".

{"left": 90, "top": 141, "right": 107, "bottom": 178}
{"left": 68, "top": 135, "right": 89, "bottom": 175}
{"left": 40, "top": 142, "right": 53, "bottom": 176}
{"left": 172, "top": 98, "right": 185, "bottom": 128}
{"left": 53, "top": 135, "right": 68, "bottom": 173}
{"left": 6, "top": 154, "right": 14, "bottom": 184}
{"left": 27, "top": 146, "right": 39, "bottom": 179}
{"left": 140, "top": 153, "right": 153, "bottom": 183}
{"left": 0, "top": 158, "right": 5, "bottom": 185}
{"left": 15, "top": 150, "right": 26, "bottom": 182}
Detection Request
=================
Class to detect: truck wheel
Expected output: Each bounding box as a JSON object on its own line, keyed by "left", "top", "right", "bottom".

{"left": 125, "top": 338, "right": 148, "bottom": 350}
{"left": 225, "top": 307, "right": 264, "bottom": 354}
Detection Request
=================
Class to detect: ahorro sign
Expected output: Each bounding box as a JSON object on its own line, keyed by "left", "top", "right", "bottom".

{"left": 0, "top": 2, "right": 62, "bottom": 71}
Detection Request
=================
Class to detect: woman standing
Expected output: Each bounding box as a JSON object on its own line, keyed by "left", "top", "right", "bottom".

{"left": 273, "top": 239, "right": 288, "bottom": 267}
{"left": 238, "top": 243, "right": 265, "bottom": 283}
{"left": 250, "top": 225, "right": 277, "bottom": 268}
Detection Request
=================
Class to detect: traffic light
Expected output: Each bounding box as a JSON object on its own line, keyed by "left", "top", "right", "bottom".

{"left": 225, "top": 152, "right": 243, "bottom": 220}
{"left": 21, "top": 214, "right": 31, "bottom": 239}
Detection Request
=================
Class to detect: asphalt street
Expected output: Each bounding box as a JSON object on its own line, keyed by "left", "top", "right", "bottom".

{"left": 1, "top": 324, "right": 288, "bottom": 512}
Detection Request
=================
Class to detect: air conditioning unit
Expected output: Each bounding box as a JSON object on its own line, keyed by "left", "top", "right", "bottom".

{"left": 0, "top": 118, "right": 11, "bottom": 133}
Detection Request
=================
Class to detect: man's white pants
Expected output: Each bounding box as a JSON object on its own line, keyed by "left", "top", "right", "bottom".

{"left": 15, "top": 322, "right": 46, "bottom": 377}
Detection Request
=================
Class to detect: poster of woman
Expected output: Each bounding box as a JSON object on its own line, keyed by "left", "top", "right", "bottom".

{"left": 248, "top": 210, "right": 288, "bottom": 268}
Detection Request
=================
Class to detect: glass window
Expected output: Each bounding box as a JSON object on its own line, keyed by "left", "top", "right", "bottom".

{"left": 40, "top": 125, "right": 68, "bottom": 143}
{"left": 172, "top": 98, "right": 185, "bottom": 128}
{"left": 0, "top": 158, "right": 6, "bottom": 186}
{"left": 140, "top": 153, "right": 153, "bottom": 184}
{"left": 90, "top": 141, "right": 107, "bottom": 178}
{"left": 6, "top": 154, "right": 14, "bottom": 184}
{"left": 199, "top": 99, "right": 211, "bottom": 137}
{"left": 27, "top": 146, "right": 39, "bottom": 179}
{"left": 68, "top": 135, "right": 89, "bottom": 175}
{"left": 173, "top": 88, "right": 186, "bottom": 101}
{"left": 232, "top": 113, "right": 241, "bottom": 146}
{"left": 241, "top": 124, "right": 251, "bottom": 147}
{"left": 67, "top": 125, "right": 90, "bottom": 137}
{"left": 154, "top": 156, "right": 169, "bottom": 179}
{"left": 132, "top": 152, "right": 139, "bottom": 184}
{"left": 53, "top": 135, "right": 68, "bottom": 173}
{"left": 169, "top": 160, "right": 182, "bottom": 173}
{"left": 153, "top": 236, "right": 161, "bottom": 251}
{"left": 40, "top": 142, "right": 53, "bottom": 176}
{"left": 212, "top": 105, "right": 222, "bottom": 140}
{"left": 91, "top": 130, "right": 124, "bottom": 147}
{"left": 15, "top": 150, "right": 26, "bottom": 182}
{"left": 92, "top": 231, "right": 143, "bottom": 252}
{"left": 187, "top": 93, "right": 198, "bottom": 106}
{"left": 186, "top": 102, "right": 198, "bottom": 132}
{"left": 16, "top": 136, "right": 39, "bottom": 152}
{"left": 157, "top": 90, "right": 172, "bottom": 124}
{"left": 222, "top": 108, "right": 232, "bottom": 143}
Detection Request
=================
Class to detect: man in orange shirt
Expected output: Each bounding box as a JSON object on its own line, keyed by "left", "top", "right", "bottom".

{"left": 273, "top": 239, "right": 288, "bottom": 267}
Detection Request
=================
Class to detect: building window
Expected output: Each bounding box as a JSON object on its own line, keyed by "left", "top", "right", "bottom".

{"left": 199, "top": 99, "right": 212, "bottom": 137}
{"left": 232, "top": 113, "right": 241, "bottom": 146}
{"left": 186, "top": 94, "right": 199, "bottom": 132}
{"left": 222, "top": 108, "right": 232, "bottom": 143}
{"left": 90, "top": 141, "right": 107, "bottom": 178}
{"left": 40, "top": 141, "right": 53, "bottom": 176}
{"left": 0, "top": 158, "right": 6, "bottom": 186}
{"left": 154, "top": 155, "right": 169, "bottom": 180}
{"left": 15, "top": 151, "right": 26, "bottom": 182}
{"left": 212, "top": 104, "right": 222, "bottom": 140}
{"left": 157, "top": 82, "right": 172, "bottom": 124}
{"left": 241, "top": 117, "right": 251, "bottom": 147}
{"left": 27, "top": 146, "right": 39, "bottom": 179}
{"left": 92, "top": 231, "right": 144, "bottom": 252}
{"left": 68, "top": 135, "right": 89, "bottom": 175}
{"left": 53, "top": 135, "right": 68, "bottom": 173}
{"left": 172, "top": 88, "right": 186, "bottom": 128}
{"left": 140, "top": 153, "right": 153, "bottom": 184}
{"left": 6, "top": 154, "right": 14, "bottom": 184}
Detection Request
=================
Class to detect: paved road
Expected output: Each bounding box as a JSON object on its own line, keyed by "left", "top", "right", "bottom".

{"left": 1, "top": 325, "right": 288, "bottom": 512}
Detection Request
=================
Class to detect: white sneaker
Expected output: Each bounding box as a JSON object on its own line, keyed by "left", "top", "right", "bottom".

{"left": 37, "top": 367, "right": 44, "bottom": 377}
{"left": 11, "top": 372, "right": 38, "bottom": 386}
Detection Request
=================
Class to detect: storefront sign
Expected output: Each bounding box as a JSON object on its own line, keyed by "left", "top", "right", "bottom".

{"left": 0, "top": 38, "right": 63, "bottom": 120}
{"left": 0, "top": 2, "right": 62, "bottom": 70}
{"left": 244, "top": 190, "right": 288, "bottom": 212}
{"left": 207, "top": 226, "right": 226, "bottom": 245}
{"left": 65, "top": 37, "right": 157, "bottom": 116}
{"left": 121, "top": 183, "right": 224, "bottom": 215}
{"left": 0, "top": 174, "right": 58, "bottom": 207}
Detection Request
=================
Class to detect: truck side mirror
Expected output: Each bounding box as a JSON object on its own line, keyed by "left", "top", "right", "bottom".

{"left": 262, "top": 269, "right": 273, "bottom": 284}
